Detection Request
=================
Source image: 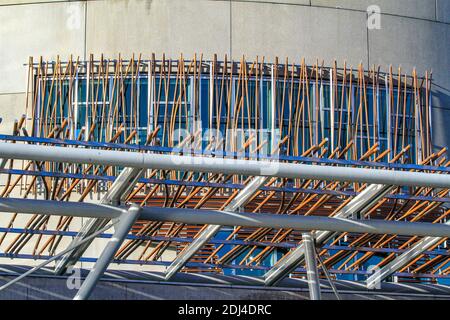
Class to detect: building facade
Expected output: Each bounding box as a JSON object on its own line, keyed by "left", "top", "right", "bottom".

{"left": 0, "top": 0, "right": 450, "bottom": 298}
{"left": 1, "top": 0, "right": 449, "bottom": 153}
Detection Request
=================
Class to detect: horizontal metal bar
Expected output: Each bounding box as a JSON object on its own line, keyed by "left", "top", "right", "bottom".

{"left": 3, "top": 167, "right": 450, "bottom": 203}
{"left": 0, "top": 226, "right": 448, "bottom": 256}
{"left": 139, "top": 207, "right": 450, "bottom": 238}
{"left": 1, "top": 143, "right": 450, "bottom": 188}
{"left": 0, "top": 134, "right": 447, "bottom": 173}
{"left": 1, "top": 198, "right": 450, "bottom": 238}
{"left": 0, "top": 253, "right": 447, "bottom": 280}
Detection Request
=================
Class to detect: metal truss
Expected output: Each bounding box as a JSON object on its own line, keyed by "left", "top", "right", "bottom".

{"left": 0, "top": 136, "right": 450, "bottom": 298}
{"left": 1, "top": 197, "right": 449, "bottom": 299}
{"left": 55, "top": 167, "right": 143, "bottom": 274}
{"left": 264, "top": 184, "right": 394, "bottom": 286}
{"left": 164, "top": 176, "right": 268, "bottom": 280}
{"left": 74, "top": 205, "right": 141, "bottom": 300}
{"left": 366, "top": 225, "right": 450, "bottom": 289}
{"left": 303, "top": 232, "right": 322, "bottom": 300}
{"left": 0, "top": 56, "right": 448, "bottom": 299}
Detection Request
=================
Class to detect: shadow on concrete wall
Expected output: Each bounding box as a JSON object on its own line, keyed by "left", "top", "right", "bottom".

{"left": 431, "top": 82, "right": 450, "bottom": 155}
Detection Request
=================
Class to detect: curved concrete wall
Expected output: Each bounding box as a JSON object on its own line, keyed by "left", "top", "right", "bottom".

{"left": 0, "top": 0, "right": 449, "bottom": 151}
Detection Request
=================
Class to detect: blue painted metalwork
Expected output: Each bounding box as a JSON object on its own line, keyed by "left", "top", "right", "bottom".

{"left": 0, "top": 227, "right": 448, "bottom": 257}
{"left": 2, "top": 167, "right": 450, "bottom": 203}
{"left": 0, "top": 252, "right": 447, "bottom": 280}
{"left": 0, "top": 134, "right": 448, "bottom": 172}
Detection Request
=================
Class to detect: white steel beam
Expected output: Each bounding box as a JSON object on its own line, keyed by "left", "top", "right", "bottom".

{"left": 1, "top": 142, "right": 450, "bottom": 188}
{"left": 164, "top": 176, "right": 268, "bottom": 280}
{"left": 0, "top": 158, "right": 7, "bottom": 169}
{"left": 2, "top": 197, "right": 450, "bottom": 239}
{"left": 264, "top": 184, "right": 394, "bottom": 286}
{"left": 366, "top": 225, "right": 450, "bottom": 289}
{"left": 73, "top": 205, "right": 141, "bottom": 300}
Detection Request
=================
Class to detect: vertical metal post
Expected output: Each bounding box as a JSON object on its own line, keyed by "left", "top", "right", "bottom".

{"left": 385, "top": 75, "right": 391, "bottom": 160}
{"left": 148, "top": 60, "right": 153, "bottom": 132}
{"left": 330, "top": 68, "right": 335, "bottom": 152}
{"left": 73, "top": 205, "right": 141, "bottom": 300}
{"left": 302, "top": 232, "right": 321, "bottom": 300}
{"left": 271, "top": 64, "right": 276, "bottom": 151}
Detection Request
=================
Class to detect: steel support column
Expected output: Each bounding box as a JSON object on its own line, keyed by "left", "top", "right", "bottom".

{"left": 303, "top": 232, "right": 321, "bottom": 300}
{"left": 264, "top": 184, "right": 393, "bottom": 286}
{"left": 164, "top": 176, "right": 268, "bottom": 280}
{"left": 73, "top": 205, "right": 141, "bottom": 300}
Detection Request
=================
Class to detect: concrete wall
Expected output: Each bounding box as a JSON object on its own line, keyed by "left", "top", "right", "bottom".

{"left": 0, "top": 0, "right": 449, "bottom": 152}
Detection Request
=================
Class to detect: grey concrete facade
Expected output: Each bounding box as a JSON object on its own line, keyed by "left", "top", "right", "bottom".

{"left": 0, "top": 0, "right": 449, "bottom": 153}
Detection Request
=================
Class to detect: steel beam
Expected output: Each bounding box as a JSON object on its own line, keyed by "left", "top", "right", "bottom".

{"left": 1, "top": 142, "right": 450, "bottom": 188}
{"left": 73, "top": 205, "right": 141, "bottom": 300}
{"left": 55, "top": 167, "right": 143, "bottom": 275}
{"left": 5, "top": 166, "right": 450, "bottom": 203}
{"left": 264, "top": 184, "right": 394, "bottom": 286}
{"left": 366, "top": 225, "right": 450, "bottom": 289}
{"left": 164, "top": 176, "right": 268, "bottom": 280}
{"left": 0, "top": 198, "right": 122, "bottom": 218}
{"left": 2, "top": 133, "right": 449, "bottom": 174}
{"left": 140, "top": 205, "right": 450, "bottom": 238}
{"left": 1, "top": 198, "right": 450, "bottom": 238}
{"left": 303, "top": 232, "right": 321, "bottom": 300}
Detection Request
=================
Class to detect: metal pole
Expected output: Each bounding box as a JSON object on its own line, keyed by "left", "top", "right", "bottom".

{"left": 315, "top": 246, "right": 341, "bottom": 300}
{"left": 1, "top": 142, "right": 450, "bottom": 188}
{"left": 138, "top": 206, "right": 450, "bottom": 239}
{"left": 1, "top": 198, "right": 450, "bottom": 238}
{"left": 0, "top": 197, "right": 122, "bottom": 219}
{"left": 302, "top": 233, "right": 321, "bottom": 300}
{"left": 73, "top": 205, "right": 141, "bottom": 300}
{"left": 0, "top": 158, "right": 7, "bottom": 169}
